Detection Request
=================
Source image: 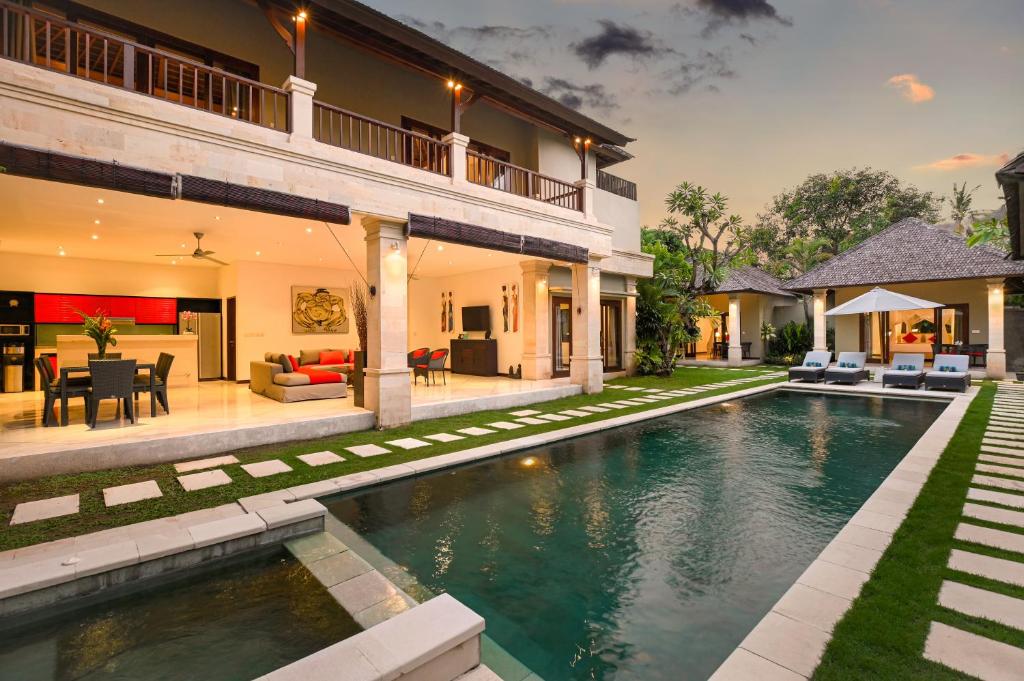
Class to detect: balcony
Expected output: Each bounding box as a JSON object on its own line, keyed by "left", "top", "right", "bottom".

{"left": 466, "top": 151, "right": 582, "bottom": 212}
{"left": 597, "top": 170, "right": 637, "bottom": 201}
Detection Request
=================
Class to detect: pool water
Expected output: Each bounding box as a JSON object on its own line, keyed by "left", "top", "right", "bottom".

{"left": 327, "top": 390, "right": 945, "bottom": 681}
{"left": 0, "top": 550, "right": 360, "bottom": 681}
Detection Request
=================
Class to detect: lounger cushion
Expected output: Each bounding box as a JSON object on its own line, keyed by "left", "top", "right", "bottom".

{"left": 928, "top": 370, "right": 968, "bottom": 379}
{"left": 886, "top": 369, "right": 923, "bottom": 377}
{"left": 828, "top": 367, "right": 862, "bottom": 374}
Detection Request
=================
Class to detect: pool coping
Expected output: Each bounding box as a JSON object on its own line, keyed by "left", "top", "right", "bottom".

{"left": 708, "top": 385, "right": 979, "bottom": 680}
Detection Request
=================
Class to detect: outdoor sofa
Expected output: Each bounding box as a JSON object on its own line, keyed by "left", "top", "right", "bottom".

{"left": 925, "top": 354, "right": 971, "bottom": 393}
{"left": 788, "top": 351, "right": 833, "bottom": 383}
{"left": 824, "top": 352, "right": 868, "bottom": 385}
{"left": 881, "top": 353, "right": 926, "bottom": 390}
{"left": 249, "top": 349, "right": 352, "bottom": 403}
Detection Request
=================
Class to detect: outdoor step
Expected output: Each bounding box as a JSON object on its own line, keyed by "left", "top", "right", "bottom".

{"left": 515, "top": 417, "right": 548, "bottom": 425}
{"left": 938, "top": 580, "right": 1024, "bottom": 631}
{"left": 102, "top": 480, "right": 162, "bottom": 507}
{"left": 346, "top": 444, "right": 390, "bottom": 458}
{"left": 924, "top": 621, "right": 1024, "bottom": 680}
{"left": 964, "top": 502, "right": 1024, "bottom": 529}
{"left": 485, "top": 421, "right": 524, "bottom": 430}
{"left": 509, "top": 409, "right": 541, "bottom": 417}
{"left": 385, "top": 438, "right": 431, "bottom": 450}
{"left": 424, "top": 433, "right": 464, "bottom": 443}
{"left": 173, "top": 455, "right": 240, "bottom": 473}
{"left": 955, "top": 523, "right": 1024, "bottom": 554}
{"left": 949, "top": 549, "right": 1024, "bottom": 588}
{"left": 10, "top": 494, "right": 80, "bottom": 525}
{"left": 968, "top": 487, "right": 1024, "bottom": 510}
{"left": 457, "top": 426, "right": 496, "bottom": 436}
{"left": 177, "top": 469, "right": 232, "bottom": 492}
{"left": 240, "top": 459, "right": 293, "bottom": 478}
{"left": 297, "top": 451, "right": 345, "bottom": 467}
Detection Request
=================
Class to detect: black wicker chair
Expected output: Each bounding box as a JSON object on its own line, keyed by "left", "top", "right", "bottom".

{"left": 35, "top": 357, "right": 91, "bottom": 427}
{"left": 413, "top": 348, "right": 449, "bottom": 385}
{"left": 134, "top": 352, "right": 174, "bottom": 414}
{"left": 87, "top": 359, "right": 137, "bottom": 428}
{"left": 407, "top": 347, "right": 430, "bottom": 369}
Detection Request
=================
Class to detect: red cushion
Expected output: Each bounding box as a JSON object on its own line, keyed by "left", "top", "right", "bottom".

{"left": 928, "top": 336, "right": 936, "bottom": 344}
{"left": 903, "top": 332, "right": 918, "bottom": 343}
{"left": 288, "top": 355, "right": 300, "bottom": 371}
{"left": 47, "top": 356, "right": 58, "bottom": 375}
{"left": 430, "top": 350, "right": 446, "bottom": 360}
{"left": 348, "top": 349, "right": 355, "bottom": 364}
{"left": 319, "top": 350, "right": 346, "bottom": 365}
{"left": 296, "top": 367, "right": 343, "bottom": 384}
{"left": 412, "top": 349, "right": 429, "bottom": 358}
{"left": 415, "top": 363, "right": 428, "bottom": 369}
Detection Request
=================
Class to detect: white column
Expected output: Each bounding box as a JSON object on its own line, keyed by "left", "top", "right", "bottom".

{"left": 519, "top": 260, "right": 552, "bottom": 380}
{"left": 443, "top": 132, "right": 469, "bottom": 186}
{"left": 363, "top": 217, "right": 411, "bottom": 428}
{"left": 282, "top": 75, "right": 316, "bottom": 140}
{"left": 570, "top": 258, "right": 603, "bottom": 393}
{"left": 813, "top": 289, "right": 828, "bottom": 351}
{"left": 987, "top": 278, "right": 1006, "bottom": 380}
{"left": 573, "top": 178, "right": 596, "bottom": 219}
{"left": 624, "top": 276, "right": 638, "bottom": 375}
{"left": 727, "top": 294, "right": 743, "bottom": 367}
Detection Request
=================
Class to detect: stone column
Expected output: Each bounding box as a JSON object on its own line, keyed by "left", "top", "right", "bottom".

{"left": 443, "top": 132, "right": 469, "bottom": 186}
{"left": 624, "top": 276, "right": 638, "bottom": 375}
{"left": 282, "top": 75, "right": 316, "bottom": 140}
{"left": 519, "top": 260, "right": 552, "bottom": 380}
{"left": 570, "top": 258, "right": 603, "bottom": 393}
{"left": 573, "top": 178, "right": 596, "bottom": 219}
{"left": 727, "top": 294, "right": 743, "bottom": 367}
{"left": 363, "top": 217, "right": 411, "bottom": 428}
{"left": 813, "top": 289, "right": 828, "bottom": 351}
{"left": 987, "top": 278, "right": 1006, "bottom": 380}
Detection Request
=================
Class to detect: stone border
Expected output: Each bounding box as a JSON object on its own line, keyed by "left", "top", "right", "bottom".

{"left": 0, "top": 499, "right": 327, "bottom": 617}
{"left": 709, "top": 386, "right": 977, "bottom": 680}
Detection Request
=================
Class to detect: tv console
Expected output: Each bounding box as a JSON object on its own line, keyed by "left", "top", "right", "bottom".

{"left": 450, "top": 338, "right": 498, "bottom": 377}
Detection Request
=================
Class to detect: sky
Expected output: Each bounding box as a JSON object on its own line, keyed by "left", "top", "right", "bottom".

{"left": 363, "top": 0, "right": 1023, "bottom": 228}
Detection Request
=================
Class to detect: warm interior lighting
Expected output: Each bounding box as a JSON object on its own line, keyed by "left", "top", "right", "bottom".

{"left": 305, "top": 227, "right": 313, "bottom": 233}
{"left": 90, "top": 234, "right": 99, "bottom": 240}
{"left": 574, "top": 136, "right": 582, "bottom": 144}
{"left": 437, "top": 245, "right": 444, "bottom": 252}
{"left": 447, "top": 80, "right": 455, "bottom": 89}
{"left": 96, "top": 198, "right": 104, "bottom": 204}
{"left": 297, "top": 10, "right": 307, "bottom": 20}
{"left": 255, "top": 250, "right": 261, "bottom": 256}
{"left": 93, "top": 219, "right": 100, "bottom": 225}
{"left": 390, "top": 241, "right": 400, "bottom": 251}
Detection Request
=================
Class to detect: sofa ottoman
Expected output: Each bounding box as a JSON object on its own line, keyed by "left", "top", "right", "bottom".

{"left": 250, "top": 361, "right": 347, "bottom": 403}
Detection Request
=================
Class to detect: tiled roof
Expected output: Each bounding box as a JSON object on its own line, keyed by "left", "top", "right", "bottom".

{"left": 715, "top": 266, "right": 795, "bottom": 297}
{"left": 786, "top": 218, "right": 1024, "bottom": 291}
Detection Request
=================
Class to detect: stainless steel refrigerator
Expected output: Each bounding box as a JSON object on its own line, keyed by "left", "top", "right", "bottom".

{"left": 181, "top": 312, "right": 222, "bottom": 380}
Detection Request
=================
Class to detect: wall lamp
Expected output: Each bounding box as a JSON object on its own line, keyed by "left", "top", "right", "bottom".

{"left": 447, "top": 80, "right": 463, "bottom": 92}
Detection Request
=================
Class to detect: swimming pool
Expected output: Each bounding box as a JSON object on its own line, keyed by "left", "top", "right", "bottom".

{"left": 327, "top": 390, "right": 945, "bottom": 681}
{"left": 0, "top": 549, "right": 360, "bottom": 681}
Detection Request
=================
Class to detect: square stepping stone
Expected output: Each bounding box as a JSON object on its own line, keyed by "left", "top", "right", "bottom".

{"left": 629, "top": 397, "right": 656, "bottom": 403}
{"left": 509, "top": 409, "right": 541, "bottom": 417}
{"left": 346, "top": 444, "right": 391, "bottom": 458}
{"left": 643, "top": 388, "right": 664, "bottom": 393}
{"left": 536, "top": 413, "right": 571, "bottom": 421}
{"left": 924, "top": 621, "right": 1024, "bottom": 679}
{"left": 623, "top": 386, "right": 646, "bottom": 392}
{"left": 487, "top": 421, "right": 524, "bottom": 430}
{"left": 515, "top": 417, "right": 548, "bottom": 425}
{"left": 577, "top": 405, "right": 609, "bottom": 413}
{"left": 614, "top": 400, "right": 643, "bottom": 406}
{"left": 103, "top": 480, "right": 162, "bottom": 508}
{"left": 955, "top": 523, "right": 1024, "bottom": 554}
{"left": 241, "top": 459, "right": 293, "bottom": 478}
{"left": 425, "top": 433, "right": 465, "bottom": 443}
{"left": 598, "top": 402, "right": 627, "bottom": 409}
{"left": 560, "top": 410, "right": 591, "bottom": 417}
{"left": 458, "top": 426, "right": 496, "bottom": 436}
{"left": 949, "top": 548, "right": 1024, "bottom": 587}
{"left": 386, "top": 437, "right": 431, "bottom": 450}
{"left": 10, "top": 494, "right": 80, "bottom": 525}
{"left": 174, "top": 455, "right": 239, "bottom": 474}
{"left": 177, "top": 469, "right": 232, "bottom": 492}
{"left": 938, "top": 580, "right": 1024, "bottom": 631}
{"left": 298, "top": 451, "right": 345, "bottom": 467}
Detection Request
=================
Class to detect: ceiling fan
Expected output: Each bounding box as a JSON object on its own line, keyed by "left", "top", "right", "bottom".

{"left": 154, "top": 232, "right": 228, "bottom": 266}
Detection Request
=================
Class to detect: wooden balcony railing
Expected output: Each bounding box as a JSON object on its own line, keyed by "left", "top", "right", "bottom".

{"left": 467, "top": 151, "right": 582, "bottom": 212}
{"left": 313, "top": 101, "right": 451, "bottom": 176}
{"left": 597, "top": 170, "right": 637, "bottom": 201}
{"left": 0, "top": 1, "right": 288, "bottom": 131}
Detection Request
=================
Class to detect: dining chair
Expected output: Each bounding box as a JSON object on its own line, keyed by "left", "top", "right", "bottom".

{"left": 87, "top": 359, "right": 137, "bottom": 428}
{"left": 35, "top": 357, "right": 91, "bottom": 427}
{"left": 134, "top": 352, "right": 174, "bottom": 414}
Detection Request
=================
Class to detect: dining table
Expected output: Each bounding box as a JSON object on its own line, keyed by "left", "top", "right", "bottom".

{"left": 59, "top": 363, "right": 157, "bottom": 427}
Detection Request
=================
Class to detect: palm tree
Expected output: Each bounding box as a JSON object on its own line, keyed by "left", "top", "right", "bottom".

{"left": 949, "top": 182, "right": 981, "bottom": 235}
{"left": 783, "top": 237, "right": 831, "bottom": 321}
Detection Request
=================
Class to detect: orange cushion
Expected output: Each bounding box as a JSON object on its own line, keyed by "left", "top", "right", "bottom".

{"left": 319, "top": 350, "right": 346, "bottom": 365}
{"left": 288, "top": 355, "right": 300, "bottom": 371}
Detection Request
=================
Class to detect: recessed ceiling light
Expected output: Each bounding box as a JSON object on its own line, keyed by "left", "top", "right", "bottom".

{"left": 180, "top": 243, "right": 186, "bottom": 248}
{"left": 214, "top": 215, "right": 221, "bottom": 221}
{"left": 255, "top": 250, "right": 261, "bottom": 256}
{"left": 305, "top": 227, "right": 313, "bottom": 234}
{"left": 96, "top": 198, "right": 104, "bottom": 204}
{"left": 58, "top": 248, "right": 66, "bottom": 256}
{"left": 91, "top": 234, "right": 99, "bottom": 240}
{"left": 171, "top": 260, "right": 177, "bottom": 265}
{"left": 93, "top": 219, "right": 100, "bottom": 225}
{"left": 437, "top": 245, "right": 444, "bottom": 252}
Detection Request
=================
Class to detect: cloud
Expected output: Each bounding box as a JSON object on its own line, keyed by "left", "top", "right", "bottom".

{"left": 885, "top": 73, "right": 935, "bottom": 103}
{"left": 665, "top": 48, "right": 737, "bottom": 94}
{"left": 572, "top": 20, "right": 667, "bottom": 69}
{"left": 915, "top": 152, "right": 1009, "bottom": 171}
{"left": 539, "top": 77, "right": 619, "bottom": 113}
{"left": 690, "top": 0, "right": 793, "bottom": 37}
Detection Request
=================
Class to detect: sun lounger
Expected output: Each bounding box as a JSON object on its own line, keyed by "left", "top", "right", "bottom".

{"left": 788, "top": 350, "right": 833, "bottom": 383}
{"left": 925, "top": 354, "right": 970, "bottom": 393}
{"left": 882, "top": 353, "right": 925, "bottom": 389}
{"left": 824, "top": 352, "right": 868, "bottom": 385}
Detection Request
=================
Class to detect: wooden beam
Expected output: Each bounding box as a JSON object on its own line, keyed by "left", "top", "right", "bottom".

{"left": 257, "top": 0, "right": 294, "bottom": 53}
{"left": 294, "top": 12, "right": 307, "bottom": 78}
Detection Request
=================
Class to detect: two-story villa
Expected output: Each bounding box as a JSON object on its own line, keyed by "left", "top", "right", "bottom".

{"left": 0, "top": 0, "right": 650, "bottom": 474}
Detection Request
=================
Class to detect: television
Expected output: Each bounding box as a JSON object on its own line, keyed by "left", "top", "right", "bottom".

{"left": 462, "top": 306, "right": 491, "bottom": 332}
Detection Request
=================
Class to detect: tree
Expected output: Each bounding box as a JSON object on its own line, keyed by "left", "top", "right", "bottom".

{"left": 949, "top": 182, "right": 981, "bottom": 235}
{"left": 756, "top": 168, "right": 942, "bottom": 257}
{"left": 966, "top": 215, "right": 1010, "bottom": 252}
{"left": 781, "top": 237, "right": 832, "bottom": 320}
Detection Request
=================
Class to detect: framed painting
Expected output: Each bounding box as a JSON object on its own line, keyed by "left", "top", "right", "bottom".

{"left": 292, "top": 286, "right": 349, "bottom": 334}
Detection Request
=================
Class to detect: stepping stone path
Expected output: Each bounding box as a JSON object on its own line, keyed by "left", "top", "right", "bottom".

{"left": 346, "top": 444, "right": 390, "bottom": 458}
{"left": 10, "top": 494, "right": 80, "bottom": 525}
{"left": 385, "top": 438, "right": 431, "bottom": 450}
{"left": 174, "top": 455, "right": 239, "bottom": 473}
{"left": 487, "top": 421, "right": 524, "bottom": 430}
{"left": 424, "top": 433, "right": 464, "bottom": 443}
{"left": 241, "top": 459, "right": 293, "bottom": 478}
{"left": 177, "top": 469, "right": 232, "bottom": 491}
{"left": 298, "top": 451, "right": 345, "bottom": 467}
{"left": 103, "top": 480, "right": 162, "bottom": 507}
{"left": 925, "top": 383, "right": 1024, "bottom": 679}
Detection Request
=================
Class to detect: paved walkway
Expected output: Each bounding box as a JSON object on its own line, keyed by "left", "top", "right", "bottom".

{"left": 924, "top": 382, "right": 1024, "bottom": 680}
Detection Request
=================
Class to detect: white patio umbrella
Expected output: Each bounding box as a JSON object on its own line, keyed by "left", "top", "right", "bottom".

{"left": 825, "top": 287, "right": 943, "bottom": 367}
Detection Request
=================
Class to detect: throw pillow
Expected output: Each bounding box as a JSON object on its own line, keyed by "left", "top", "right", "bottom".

{"left": 276, "top": 353, "right": 292, "bottom": 373}
{"left": 320, "top": 350, "right": 346, "bottom": 365}
{"left": 288, "top": 355, "right": 300, "bottom": 371}
{"left": 903, "top": 332, "right": 918, "bottom": 344}
{"left": 348, "top": 349, "right": 355, "bottom": 364}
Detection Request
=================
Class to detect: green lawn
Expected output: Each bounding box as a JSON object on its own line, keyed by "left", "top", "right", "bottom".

{"left": 814, "top": 382, "right": 1024, "bottom": 679}
{"left": 0, "top": 366, "right": 784, "bottom": 552}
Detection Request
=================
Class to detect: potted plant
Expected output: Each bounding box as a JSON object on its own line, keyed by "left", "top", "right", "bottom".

{"left": 349, "top": 284, "right": 368, "bottom": 407}
{"left": 76, "top": 308, "right": 118, "bottom": 358}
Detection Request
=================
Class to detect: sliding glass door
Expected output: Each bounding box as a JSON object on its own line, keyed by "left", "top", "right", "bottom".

{"left": 600, "top": 300, "right": 622, "bottom": 371}
{"left": 552, "top": 297, "right": 572, "bottom": 377}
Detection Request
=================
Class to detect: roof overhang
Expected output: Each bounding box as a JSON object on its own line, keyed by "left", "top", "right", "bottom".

{"left": 996, "top": 151, "right": 1024, "bottom": 260}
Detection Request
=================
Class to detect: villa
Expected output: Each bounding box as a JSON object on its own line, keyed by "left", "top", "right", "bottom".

{"left": 0, "top": 0, "right": 650, "bottom": 478}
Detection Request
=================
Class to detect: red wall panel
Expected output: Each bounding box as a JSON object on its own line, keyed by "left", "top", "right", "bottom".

{"left": 34, "top": 294, "right": 177, "bottom": 324}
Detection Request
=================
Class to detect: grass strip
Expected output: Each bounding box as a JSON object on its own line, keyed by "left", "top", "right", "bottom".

{"left": 0, "top": 367, "right": 784, "bottom": 552}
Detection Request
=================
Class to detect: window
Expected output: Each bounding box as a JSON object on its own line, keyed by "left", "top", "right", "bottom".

{"left": 600, "top": 300, "right": 622, "bottom": 370}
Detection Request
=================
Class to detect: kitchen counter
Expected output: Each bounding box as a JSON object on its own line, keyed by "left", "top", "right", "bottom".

{"left": 56, "top": 335, "right": 200, "bottom": 387}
